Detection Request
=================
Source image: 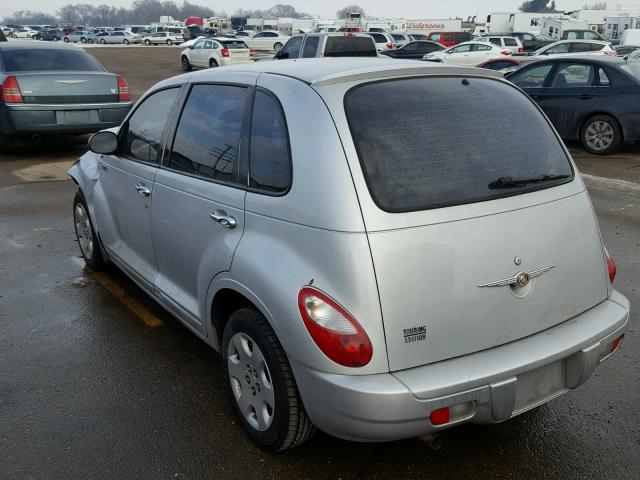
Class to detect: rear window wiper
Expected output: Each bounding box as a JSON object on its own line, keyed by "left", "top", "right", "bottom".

{"left": 488, "top": 174, "right": 571, "bottom": 189}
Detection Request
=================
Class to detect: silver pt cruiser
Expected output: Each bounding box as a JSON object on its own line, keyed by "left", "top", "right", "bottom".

{"left": 69, "top": 59, "right": 630, "bottom": 451}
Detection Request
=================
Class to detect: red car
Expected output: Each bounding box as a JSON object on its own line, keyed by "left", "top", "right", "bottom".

{"left": 428, "top": 31, "right": 472, "bottom": 47}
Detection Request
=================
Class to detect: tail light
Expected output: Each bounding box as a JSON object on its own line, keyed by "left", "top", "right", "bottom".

{"left": 221, "top": 48, "right": 230, "bottom": 57}
{"left": 604, "top": 248, "right": 616, "bottom": 284}
{"left": 518, "top": 47, "right": 524, "bottom": 52}
{"left": 298, "top": 286, "right": 372, "bottom": 368}
{"left": 117, "top": 76, "right": 130, "bottom": 102}
{"left": 604, "top": 50, "right": 616, "bottom": 56}
{"left": 386, "top": 42, "right": 393, "bottom": 49}
{"left": 430, "top": 402, "right": 475, "bottom": 426}
{"left": 249, "top": 48, "right": 254, "bottom": 58}
{"left": 500, "top": 50, "right": 512, "bottom": 56}
{"left": 1, "top": 76, "right": 23, "bottom": 103}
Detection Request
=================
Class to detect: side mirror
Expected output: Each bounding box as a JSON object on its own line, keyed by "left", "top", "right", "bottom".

{"left": 88, "top": 130, "right": 118, "bottom": 155}
{"left": 275, "top": 50, "right": 289, "bottom": 59}
{"left": 188, "top": 45, "right": 194, "bottom": 49}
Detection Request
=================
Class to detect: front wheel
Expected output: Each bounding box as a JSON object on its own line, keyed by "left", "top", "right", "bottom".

{"left": 181, "top": 56, "right": 192, "bottom": 71}
{"left": 123, "top": 39, "right": 129, "bottom": 45}
{"left": 64, "top": 37, "right": 70, "bottom": 42}
{"left": 273, "top": 42, "right": 283, "bottom": 51}
{"left": 166, "top": 39, "right": 173, "bottom": 45}
{"left": 580, "top": 114, "right": 622, "bottom": 155}
{"left": 144, "top": 39, "right": 151, "bottom": 45}
{"left": 99, "top": 38, "right": 106, "bottom": 44}
{"left": 80, "top": 37, "right": 87, "bottom": 43}
{"left": 222, "top": 308, "right": 315, "bottom": 451}
{"left": 73, "top": 190, "right": 106, "bottom": 270}
{"left": 209, "top": 59, "right": 218, "bottom": 68}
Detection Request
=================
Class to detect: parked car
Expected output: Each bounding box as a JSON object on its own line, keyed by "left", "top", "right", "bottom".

{"left": 337, "top": 26, "right": 362, "bottom": 33}
{"left": 475, "top": 36, "right": 524, "bottom": 54}
{"left": 268, "top": 33, "right": 378, "bottom": 60}
{"left": 234, "top": 31, "right": 251, "bottom": 37}
{"left": 502, "top": 32, "right": 553, "bottom": 52}
{"left": 0, "top": 30, "right": 6, "bottom": 42}
{"left": 242, "top": 30, "right": 290, "bottom": 51}
{"left": 408, "top": 33, "right": 428, "bottom": 41}
{"left": 87, "top": 31, "right": 111, "bottom": 44}
{"left": 428, "top": 31, "right": 472, "bottom": 47}
{"left": 144, "top": 32, "right": 185, "bottom": 45}
{"left": 476, "top": 57, "right": 536, "bottom": 73}
{"left": 628, "top": 49, "right": 640, "bottom": 62}
{"left": 0, "top": 41, "right": 132, "bottom": 152}
{"left": 381, "top": 40, "right": 444, "bottom": 60}
{"left": 532, "top": 40, "right": 616, "bottom": 58}
{"left": 507, "top": 56, "right": 640, "bottom": 154}
{"left": 390, "top": 33, "right": 411, "bottom": 47}
{"left": 98, "top": 31, "right": 142, "bottom": 45}
{"left": 364, "top": 31, "right": 396, "bottom": 52}
{"left": 69, "top": 57, "right": 628, "bottom": 452}
{"left": 181, "top": 38, "right": 252, "bottom": 70}
{"left": 63, "top": 30, "right": 90, "bottom": 43}
{"left": 35, "top": 29, "right": 63, "bottom": 41}
{"left": 423, "top": 41, "right": 512, "bottom": 66}
{"left": 12, "top": 29, "right": 38, "bottom": 39}
{"left": 614, "top": 45, "right": 640, "bottom": 57}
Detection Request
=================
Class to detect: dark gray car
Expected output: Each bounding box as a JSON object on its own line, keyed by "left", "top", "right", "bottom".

{"left": 0, "top": 41, "right": 132, "bottom": 152}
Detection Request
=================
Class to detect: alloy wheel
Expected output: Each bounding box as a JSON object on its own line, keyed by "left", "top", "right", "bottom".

{"left": 74, "top": 203, "right": 94, "bottom": 260}
{"left": 585, "top": 120, "right": 614, "bottom": 152}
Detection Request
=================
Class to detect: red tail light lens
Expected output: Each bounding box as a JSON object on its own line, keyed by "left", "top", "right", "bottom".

{"left": 298, "top": 287, "right": 372, "bottom": 368}
{"left": 249, "top": 48, "right": 254, "bottom": 57}
{"left": 604, "top": 248, "right": 616, "bottom": 284}
{"left": 611, "top": 334, "right": 624, "bottom": 353}
{"left": 386, "top": 42, "right": 393, "bottom": 49}
{"left": 518, "top": 47, "right": 524, "bottom": 52}
{"left": 500, "top": 50, "right": 512, "bottom": 56}
{"left": 117, "top": 76, "right": 130, "bottom": 102}
{"left": 430, "top": 407, "right": 450, "bottom": 426}
{"left": 221, "top": 48, "right": 230, "bottom": 57}
{"left": 1, "top": 76, "right": 23, "bottom": 103}
{"left": 604, "top": 50, "right": 616, "bottom": 56}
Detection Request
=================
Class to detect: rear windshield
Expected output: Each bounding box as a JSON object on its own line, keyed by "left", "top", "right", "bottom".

{"left": 369, "top": 33, "right": 386, "bottom": 43}
{"left": 1, "top": 48, "right": 104, "bottom": 72}
{"left": 345, "top": 77, "right": 573, "bottom": 212}
{"left": 325, "top": 37, "right": 377, "bottom": 57}
{"left": 220, "top": 40, "right": 248, "bottom": 49}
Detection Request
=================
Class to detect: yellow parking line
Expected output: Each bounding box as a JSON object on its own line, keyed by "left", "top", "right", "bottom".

{"left": 85, "top": 267, "right": 164, "bottom": 328}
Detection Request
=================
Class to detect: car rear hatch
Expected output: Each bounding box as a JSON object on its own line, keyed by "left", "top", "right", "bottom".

{"left": 220, "top": 40, "right": 251, "bottom": 63}
{"left": 339, "top": 74, "right": 609, "bottom": 372}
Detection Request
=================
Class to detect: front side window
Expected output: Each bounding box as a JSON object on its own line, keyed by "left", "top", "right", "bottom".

{"left": 509, "top": 63, "right": 553, "bottom": 88}
{"left": 120, "top": 88, "right": 179, "bottom": 163}
{"left": 551, "top": 64, "right": 594, "bottom": 87}
{"left": 281, "top": 36, "right": 302, "bottom": 57}
{"left": 167, "top": 84, "right": 248, "bottom": 185}
{"left": 450, "top": 44, "right": 471, "bottom": 53}
{"left": 345, "top": 77, "right": 572, "bottom": 212}
{"left": 444, "top": 33, "right": 454, "bottom": 42}
{"left": 249, "top": 91, "right": 291, "bottom": 193}
{"left": 302, "top": 36, "right": 320, "bottom": 57}
{"left": 430, "top": 33, "right": 441, "bottom": 42}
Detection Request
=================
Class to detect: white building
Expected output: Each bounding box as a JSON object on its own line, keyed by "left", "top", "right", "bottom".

{"left": 404, "top": 19, "right": 463, "bottom": 34}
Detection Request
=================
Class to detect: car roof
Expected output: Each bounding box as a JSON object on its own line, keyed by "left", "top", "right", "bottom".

{"left": 548, "top": 39, "right": 610, "bottom": 45}
{"left": 173, "top": 57, "right": 503, "bottom": 87}
{"left": 528, "top": 55, "right": 626, "bottom": 65}
{"left": 0, "top": 40, "right": 85, "bottom": 51}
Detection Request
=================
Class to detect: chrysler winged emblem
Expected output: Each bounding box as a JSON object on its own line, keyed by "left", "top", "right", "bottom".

{"left": 477, "top": 265, "right": 555, "bottom": 288}
{"left": 55, "top": 80, "right": 88, "bottom": 85}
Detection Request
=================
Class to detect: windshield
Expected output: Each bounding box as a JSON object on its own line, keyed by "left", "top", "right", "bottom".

{"left": 345, "top": 76, "right": 573, "bottom": 212}
{"left": 0, "top": 48, "right": 104, "bottom": 72}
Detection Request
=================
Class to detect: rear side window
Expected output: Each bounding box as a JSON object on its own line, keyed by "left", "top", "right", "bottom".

{"left": 324, "top": 36, "right": 377, "bottom": 57}
{"left": 167, "top": 85, "right": 248, "bottom": 185}
{"left": 509, "top": 63, "right": 553, "bottom": 88}
{"left": 249, "top": 91, "right": 291, "bottom": 193}
{"left": 589, "top": 43, "right": 604, "bottom": 51}
{"left": 504, "top": 38, "right": 518, "bottom": 46}
{"left": 302, "top": 36, "right": 320, "bottom": 57}
{"left": 1, "top": 48, "right": 104, "bottom": 72}
{"left": 345, "top": 77, "right": 573, "bottom": 212}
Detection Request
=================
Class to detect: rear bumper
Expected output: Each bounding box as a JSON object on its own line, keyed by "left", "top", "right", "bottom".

{"left": 0, "top": 102, "right": 131, "bottom": 136}
{"left": 291, "top": 290, "right": 630, "bottom": 442}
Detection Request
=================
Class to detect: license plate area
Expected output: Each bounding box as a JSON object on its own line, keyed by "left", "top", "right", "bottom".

{"left": 513, "top": 360, "right": 568, "bottom": 415}
{"left": 58, "top": 110, "right": 98, "bottom": 124}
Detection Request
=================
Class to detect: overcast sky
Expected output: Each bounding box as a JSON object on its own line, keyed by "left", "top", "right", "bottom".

{"left": 0, "top": 1, "right": 607, "bottom": 20}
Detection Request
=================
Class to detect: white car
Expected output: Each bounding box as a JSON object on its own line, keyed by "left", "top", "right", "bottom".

{"left": 424, "top": 41, "right": 513, "bottom": 66}
{"left": 476, "top": 36, "right": 524, "bottom": 54}
{"left": 533, "top": 40, "right": 616, "bottom": 57}
{"left": 13, "top": 29, "right": 38, "bottom": 39}
{"left": 365, "top": 31, "right": 397, "bottom": 52}
{"left": 144, "top": 32, "right": 185, "bottom": 45}
{"left": 181, "top": 37, "right": 252, "bottom": 70}
{"left": 242, "top": 30, "right": 290, "bottom": 51}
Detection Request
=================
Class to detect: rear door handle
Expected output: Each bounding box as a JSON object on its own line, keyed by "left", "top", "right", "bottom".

{"left": 210, "top": 211, "right": 236, "bottom": 229}
{"left": 579, "top": 94, "right": 594, "bottom": 100}
{"left": 135, "top": 183, "right": 151, "bottom": 197}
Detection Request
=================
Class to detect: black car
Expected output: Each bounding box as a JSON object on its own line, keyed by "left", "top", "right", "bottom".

{"left": 380, "top": 40, "right": 444, "bottom": 60}
{"left": 35, "top": 29, "right": 63, "bottom": 41}
{"left": 507, "top": 56, "right": 640, "bottom": 155}
{"left": 0, "top": 41, "right": 132, "bottom": 152}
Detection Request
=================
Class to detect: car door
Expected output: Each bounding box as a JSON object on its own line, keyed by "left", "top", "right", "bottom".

{"left": 473, "top": 44, "right": 496, "bottom": 64}
{"left": 151, "top": 82, "right": 251, "bottom": 332}
{"left": 507, "top": 62, "right": 555, "bottom": 103}
{"left": 251, "top": 32, "right": 268, "bottom": 49}
{"left": 444, "top": 44, "right": 472, "bottom": 64}
{"left": 535, "top": 62, "right": 597, "bottom": 138}
{"left": 190, "top": 40, "right": 205, "bottom": 66}
{"left": 203, "top": 40, "right": 216, "bottom": 65}
{"left": 278, "top": 35, "right": 302, "bottom": 59}
{"left": 94, "top": 87, "right": 181, "bottom": 289}
{"left": 398, "top": 42, "right": 417, "bottom": 58}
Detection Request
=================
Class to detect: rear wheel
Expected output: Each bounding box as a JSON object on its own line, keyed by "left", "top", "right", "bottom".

{"left": 99, "top": 38, "right": 106, "bottom": 44}
{"left": 222, "top": 308, "right": 315, "bottom": 451}
{"left": 64, "top": 37, "right": 70, "bottom": 42}
{"left": 274, "top": 42, "right": 283, "bottom": 51}
{"left": 123, "top": 39, "right": 130, "bottom": 45}
{"left": 80, "top": 37, "right": 87, "bottom": 43}
{"left": 73, "top": 190, "right": 106, "bottom": 270}
{"left": 580, "top": 114, "right": 622, "bottom": 155}
{"left": 166, "top": 39, "right": 173, "bottom": 45}
{"left": 209, "top": 59, "right": 218, "bottom": 68}
{"left": 181, "top": 56, "right": 192, "bottom": 71}
{"left": 0, "top": 134, "right": 16, "bottom": 153}
{"left": 144, "top": 39, "right": 151, "bottom": 45}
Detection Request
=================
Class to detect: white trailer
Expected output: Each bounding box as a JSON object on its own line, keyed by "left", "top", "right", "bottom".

{"left": 571, "top": 9, "right": 640, "bottom": 25}
{"left": 539, "top": 18, "right": 591, "bottom": 40}
{"left": 404, "top": 19, "right": 463, "bottom": 34}
{"left": 508, "top": 13, "right": 567, "bottom": 33}
{"left": 486, "top": 12, "right": 512, "bottom": 33}
{"left": 604, "top": 16, "right": 640, "bottom": 41}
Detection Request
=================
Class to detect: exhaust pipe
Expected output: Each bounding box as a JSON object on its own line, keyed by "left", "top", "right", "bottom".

{"left": 419, "top": 433, "right": 443, "bottom": 451}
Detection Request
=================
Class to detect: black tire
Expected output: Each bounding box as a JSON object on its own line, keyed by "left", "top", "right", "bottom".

{"left": 0, "top": 134, "right": 15, "bottom": 153}
{"left": 166, "top": 39, "right": 173, "bottom": 45}
{"left": 209, "top": 59, "right": 218, "bottom": 68}
{"left": 222, "top": 308, "right": 315, "bottom": 451}
{"left": 274, "top": 42, "right": 283, "bottom": 51}
{"left": 80, "top": 37, "right": 87, "bottom": 43}
{"left": 63, "top": 37, "right": 70, "bottom": 42}
{"left": 144, "top": 39, "right": 151, "bottom": 45}
{"left": 181, "top": 56, "right": 192, "bottom": 71}
{"left": 99, "top": 38, "right": 106, "bottom": 44}
{"left": 123, "top": 39, "right": 129, "bottom": 45}
{"left": 580, "top": 114, "right": 622, "bottom": 156}
{"left": 73, "top": 190, "right": 106, "bottom": 270}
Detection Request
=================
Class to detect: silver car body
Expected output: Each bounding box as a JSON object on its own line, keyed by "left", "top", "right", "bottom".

{"left": 69, "top": 59, "right": 630, "bottom": 443}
